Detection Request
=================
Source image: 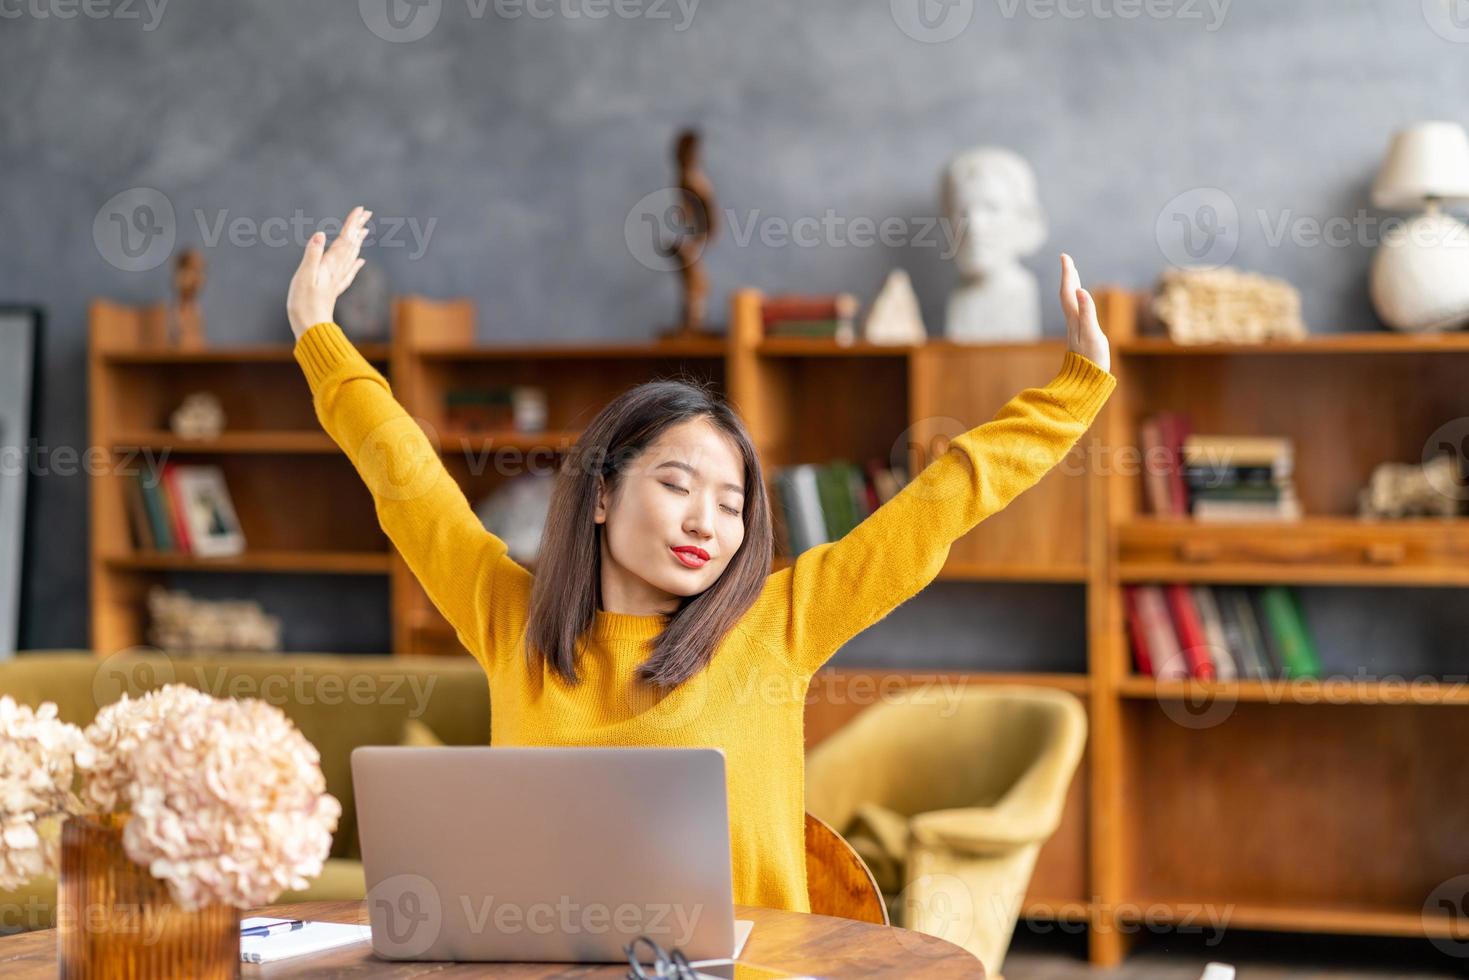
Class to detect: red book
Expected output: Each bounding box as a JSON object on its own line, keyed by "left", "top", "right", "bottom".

{"left": 161, "top": 461, "right": 193, "bottom": 554}
{"left": 1155, "top": 413, "right": 1189, "bottom": 517}
{"left": 1123, "top": 586, "right": 1155, "bottom": 676}
{"left": 1164, "top": 583, "right": 1216, "bottom": 679}
{"left": 760, "top": 293, "right": 858, "bottom": 325}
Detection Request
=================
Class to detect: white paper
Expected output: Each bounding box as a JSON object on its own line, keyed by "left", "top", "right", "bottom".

{"left": 239, "top": 917, "right": 372, "bottom": 964}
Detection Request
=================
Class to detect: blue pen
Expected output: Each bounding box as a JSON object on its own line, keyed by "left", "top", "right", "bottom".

{"left": 241, "top": 919, "right": 304, "bottom": 939}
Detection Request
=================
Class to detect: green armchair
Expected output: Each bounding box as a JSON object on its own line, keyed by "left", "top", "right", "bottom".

{"left": 804, "top": 685, "right": 1086, "bottom": 977}
{"left": 0, "top": 650, "right": 490, "bottom": 933}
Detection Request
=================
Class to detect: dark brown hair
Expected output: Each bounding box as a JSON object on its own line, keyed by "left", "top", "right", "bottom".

{"left": 526, "top": 379, "right": 772, "bottom": 689}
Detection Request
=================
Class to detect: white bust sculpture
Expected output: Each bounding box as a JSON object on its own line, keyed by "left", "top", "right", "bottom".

{"left": 942, "top": 147, "right": 1048, "bottom": 342}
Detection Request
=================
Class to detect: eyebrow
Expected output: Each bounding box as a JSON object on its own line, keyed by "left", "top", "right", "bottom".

{"left": 654, "top": 460, "right": 745, "bottom": 496}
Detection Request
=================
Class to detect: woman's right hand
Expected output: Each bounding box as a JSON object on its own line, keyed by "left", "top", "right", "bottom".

{"left": 287, "top": 205, "right": 372, "bottom": 341}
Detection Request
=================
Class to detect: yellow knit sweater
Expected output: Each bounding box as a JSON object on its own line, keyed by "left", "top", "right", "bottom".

{"left": 293, "top": 321, "right": 1116, "bottom": 913}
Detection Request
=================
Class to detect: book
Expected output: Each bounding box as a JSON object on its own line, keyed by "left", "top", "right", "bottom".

{"left": 123, "top": 475, "right": 154, "bottom": 551}
{"left": 1214, "top": 587, "right": 1269, "bottom": 680}
{"left": 161, "top": 461, "right": 193, "bottom": 553}
{"left": 1258, "top": 586, "right": 1322, "bottom": 678}
{"left": 1164, "top": 583, "right": 1217, "bottom": 680}
{"left": 1134, "top": 585, "right": 1188, "bottom": 679}
{"left": 171, "top": 465, "right": 246, "bottom": 558}
{"left": 1123, "top": 586, "right": 1155, "bottom": 675}
{"left": 1140, "top": 417, "right": 1173, "bottom": 516}
{"left": 1248, "top": 589, "right": 1285, "bottom": 677}
{"left": 136, "top": 469, "right": 175, "bottom": 552}
{"left": 1191, "top": 585, "right": 1238, "bottom": 681}
{"left": 1159, "top": 413, "right": 1192, "bottom": 517}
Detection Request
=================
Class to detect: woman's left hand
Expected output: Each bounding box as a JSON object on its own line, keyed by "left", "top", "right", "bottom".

{"left": 1059, "top": 253, "right": 1111, "bottom": 374}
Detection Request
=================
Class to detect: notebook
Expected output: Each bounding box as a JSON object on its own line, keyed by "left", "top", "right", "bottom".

{"left": 238, "top": 917, "right": 372, "bottom": 964}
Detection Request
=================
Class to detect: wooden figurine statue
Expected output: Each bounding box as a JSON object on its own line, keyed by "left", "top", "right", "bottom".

{"left": 172, "top": 247, "right": 206, "bottom": 348}
{"left": 660, "top": 128, "right": 719, "bottom": 341}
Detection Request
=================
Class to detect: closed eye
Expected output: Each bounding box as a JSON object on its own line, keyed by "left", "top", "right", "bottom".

{"left": 661, "top": 482, "right": 688, "bottom": 494}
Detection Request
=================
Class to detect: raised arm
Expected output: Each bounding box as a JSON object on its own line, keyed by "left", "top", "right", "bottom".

{"left": 751, "top": 255, "right": 1116, "bottom": 676}
{"left": 287, "top": 208, "right": 526, "bottom": 670}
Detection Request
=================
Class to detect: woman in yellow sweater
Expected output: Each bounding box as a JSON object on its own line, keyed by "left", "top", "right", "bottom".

{"left": 287, "top": 206, "right": 1116, "bottom": 914}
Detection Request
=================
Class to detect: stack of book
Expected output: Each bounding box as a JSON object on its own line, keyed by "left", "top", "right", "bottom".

{"left": 125, "top": 461, "right": 245, "bottom": 558}
{"left": 773, "top": 460, "right": 907, "bottom": 555}
{"left": 761, "top": 294, "right": 859, "bottom": 344}
{"left": 1124, "top": 583, "right": 1322, "bottom": 680}
{"left": 1140, "top": 412, "right": 1301, "bottom": 521}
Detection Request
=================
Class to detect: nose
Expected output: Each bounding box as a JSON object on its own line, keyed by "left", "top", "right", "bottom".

{"left": 683, "top": 493, "right": 716, "bottom": 539}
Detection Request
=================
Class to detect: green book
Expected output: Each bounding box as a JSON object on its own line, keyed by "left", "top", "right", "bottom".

{"left": 1258, "top": 586, "right": 1322, "bottom": 678}
{"left": 136, "top": 469, "right": 174, "bottom": 552}
{"left": 814, "top": 464, "right": 851, "bottom": 540}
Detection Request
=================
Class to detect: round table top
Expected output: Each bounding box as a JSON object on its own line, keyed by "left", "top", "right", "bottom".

{"left": 0, "top": 899, "right": 984, "bottom": 978}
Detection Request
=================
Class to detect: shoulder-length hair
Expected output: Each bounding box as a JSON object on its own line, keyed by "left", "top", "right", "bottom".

{"left": 526, "top": 378, "right": 772, "bottom": 689}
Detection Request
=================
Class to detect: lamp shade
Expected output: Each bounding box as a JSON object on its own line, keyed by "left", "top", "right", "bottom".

{"left": 1372, "top": 121, "right": 1469, "bottom": 210}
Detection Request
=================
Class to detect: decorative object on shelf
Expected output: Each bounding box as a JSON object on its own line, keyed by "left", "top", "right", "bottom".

{"left": 1358, "top": 454, "right": 1462, "bottom": 518}
{"left": 445, "top": 385, "right": 548, "bottom": 433}
{"left": 473, "top": 472, "right": 554, "bottom": 564}
{"left": 335, "top": 260, "right": 391, "bottom": 342}
{"left": 658, "top": 128, "right": 721, "bottom": 342}
{"left": 1150, "top": 266, "right": 1306, "bottom": 344}
{"left": 512, "top": 385, "right": 548, "bottom": 433}
{"left": 0, "top": 686, "right": 339, "bottom": 978}
{"left": 170, "top": 247, "right": 207, "bottom": 348}
{"left": 862, "top": 269, "right": 927, "bottom": 345}
{"left": 1369, "top": 121, "right": 1469, "bottom": 333}
{"left": 941, "top": 146, "right": 1047, "bottom": 343}
{"left": 168, "top": 391, "right": 226, "bottom": 439}
{"left": 762, "top": 294, "right": 859, "bottom": 344}
{"left": 146, "top": 586, "right": 282, "bottom": 653}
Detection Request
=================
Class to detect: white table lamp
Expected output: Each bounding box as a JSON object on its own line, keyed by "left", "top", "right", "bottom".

{"left": 1369, "top": 121, "right": 1469, "bottom": 332}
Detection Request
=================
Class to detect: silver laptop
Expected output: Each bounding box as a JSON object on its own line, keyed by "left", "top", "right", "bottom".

{"left": 350, "top": 746, "right": 736, "bottom": 963}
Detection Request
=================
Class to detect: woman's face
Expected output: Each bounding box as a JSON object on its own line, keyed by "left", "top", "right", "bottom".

{"left": 594, "top": 417, "right": 747, "bottom": 611}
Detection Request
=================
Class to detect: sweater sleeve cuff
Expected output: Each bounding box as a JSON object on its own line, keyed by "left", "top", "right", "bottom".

{"left": 293, "top": 321, "right": 365, "bottom": 391}
{"left": 1047, "top": 350, "right": 1117, "bottom": 422}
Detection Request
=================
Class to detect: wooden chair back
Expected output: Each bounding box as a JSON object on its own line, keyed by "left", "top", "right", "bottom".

{"left": 804, "top": 812, "right": 889, "bottom": 925}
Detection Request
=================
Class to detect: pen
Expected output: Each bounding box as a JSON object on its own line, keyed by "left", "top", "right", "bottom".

{"left": 240, "top": 919, "right": 304, "bottom": 939}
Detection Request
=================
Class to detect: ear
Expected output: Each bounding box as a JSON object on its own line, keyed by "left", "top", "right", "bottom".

{"left": 593, "top": 475, "right": 608, "bottom": 525}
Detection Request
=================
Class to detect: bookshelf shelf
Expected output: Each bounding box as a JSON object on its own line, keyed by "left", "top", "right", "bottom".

{"left": 103, "top": 550, "right": 392, "bottom": 575}
{"left": 1117, "top": 516, "right": 1469, "bottom": 587}
{"left": 754, "top": 338, "right": 917, "bottom": 357}
{"left": 415, "top": 340, "right": 727, "bottom": 361}
{"left": 1117, "top": 333, "right": 1469, "bottom": 355}
{"left": 1116, "top": 676, "right": 1469, "bottom": 706}
{"left": 101, "top": 342, "right": 391, "bottom": 363}
{"left": 112, "top": 430, "right": 340, "bottom": 454}
{"left": 770, "top": 555, "right": 1089, "bottom": 583}
{"left": 431, "top": 429, "right": 582, "bottom": 454}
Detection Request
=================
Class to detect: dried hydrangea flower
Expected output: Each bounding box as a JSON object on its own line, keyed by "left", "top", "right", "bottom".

{"left": 79, "top": 685, "right": 341, "bottom": 911}
{"left": 0, "top": 697, "right": 86, "bottom": 889}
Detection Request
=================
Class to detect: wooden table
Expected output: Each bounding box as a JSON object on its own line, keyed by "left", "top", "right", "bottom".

{"left": 0, "top": 900, "right": 984, "bottom": 978}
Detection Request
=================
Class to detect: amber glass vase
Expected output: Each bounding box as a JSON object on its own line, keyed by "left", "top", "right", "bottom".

{"left": 57, "top": 814, "right": 240, "bottom": 979}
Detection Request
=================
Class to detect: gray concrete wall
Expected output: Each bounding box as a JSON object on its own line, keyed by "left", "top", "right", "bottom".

{"left": 4, "top": 0, "right": 1468, "bottom": 672}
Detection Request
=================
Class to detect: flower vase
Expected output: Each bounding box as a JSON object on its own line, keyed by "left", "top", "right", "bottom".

{"left": 57, "top": 813, "right": 239, "bottom": 979}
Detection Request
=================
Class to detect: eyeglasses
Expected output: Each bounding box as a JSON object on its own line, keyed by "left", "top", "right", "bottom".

{"left": 624, "top": 934, "right": 699, "bottom": 980}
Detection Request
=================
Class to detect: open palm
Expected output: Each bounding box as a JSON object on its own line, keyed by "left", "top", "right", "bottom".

{"left": 1059, "top": 253, "right": 1111, "bottom": 374}
{"left": 286, "top": 206, "right": 372, "bottom": 341}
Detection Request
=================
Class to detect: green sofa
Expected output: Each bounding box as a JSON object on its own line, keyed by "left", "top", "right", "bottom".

{"left": 0, "top": 650, "right": 491, "bottom": 933}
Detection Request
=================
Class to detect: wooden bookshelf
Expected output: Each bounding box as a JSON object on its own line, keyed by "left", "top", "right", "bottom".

{"left": 87, "top": 288, "right": 1469, "bottom": 965}
{"left": 88, "top": 300, "right": 394, "bottom": 654}
{"left": 1087, "top": 288, "right": 1469, "bottom": 965}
